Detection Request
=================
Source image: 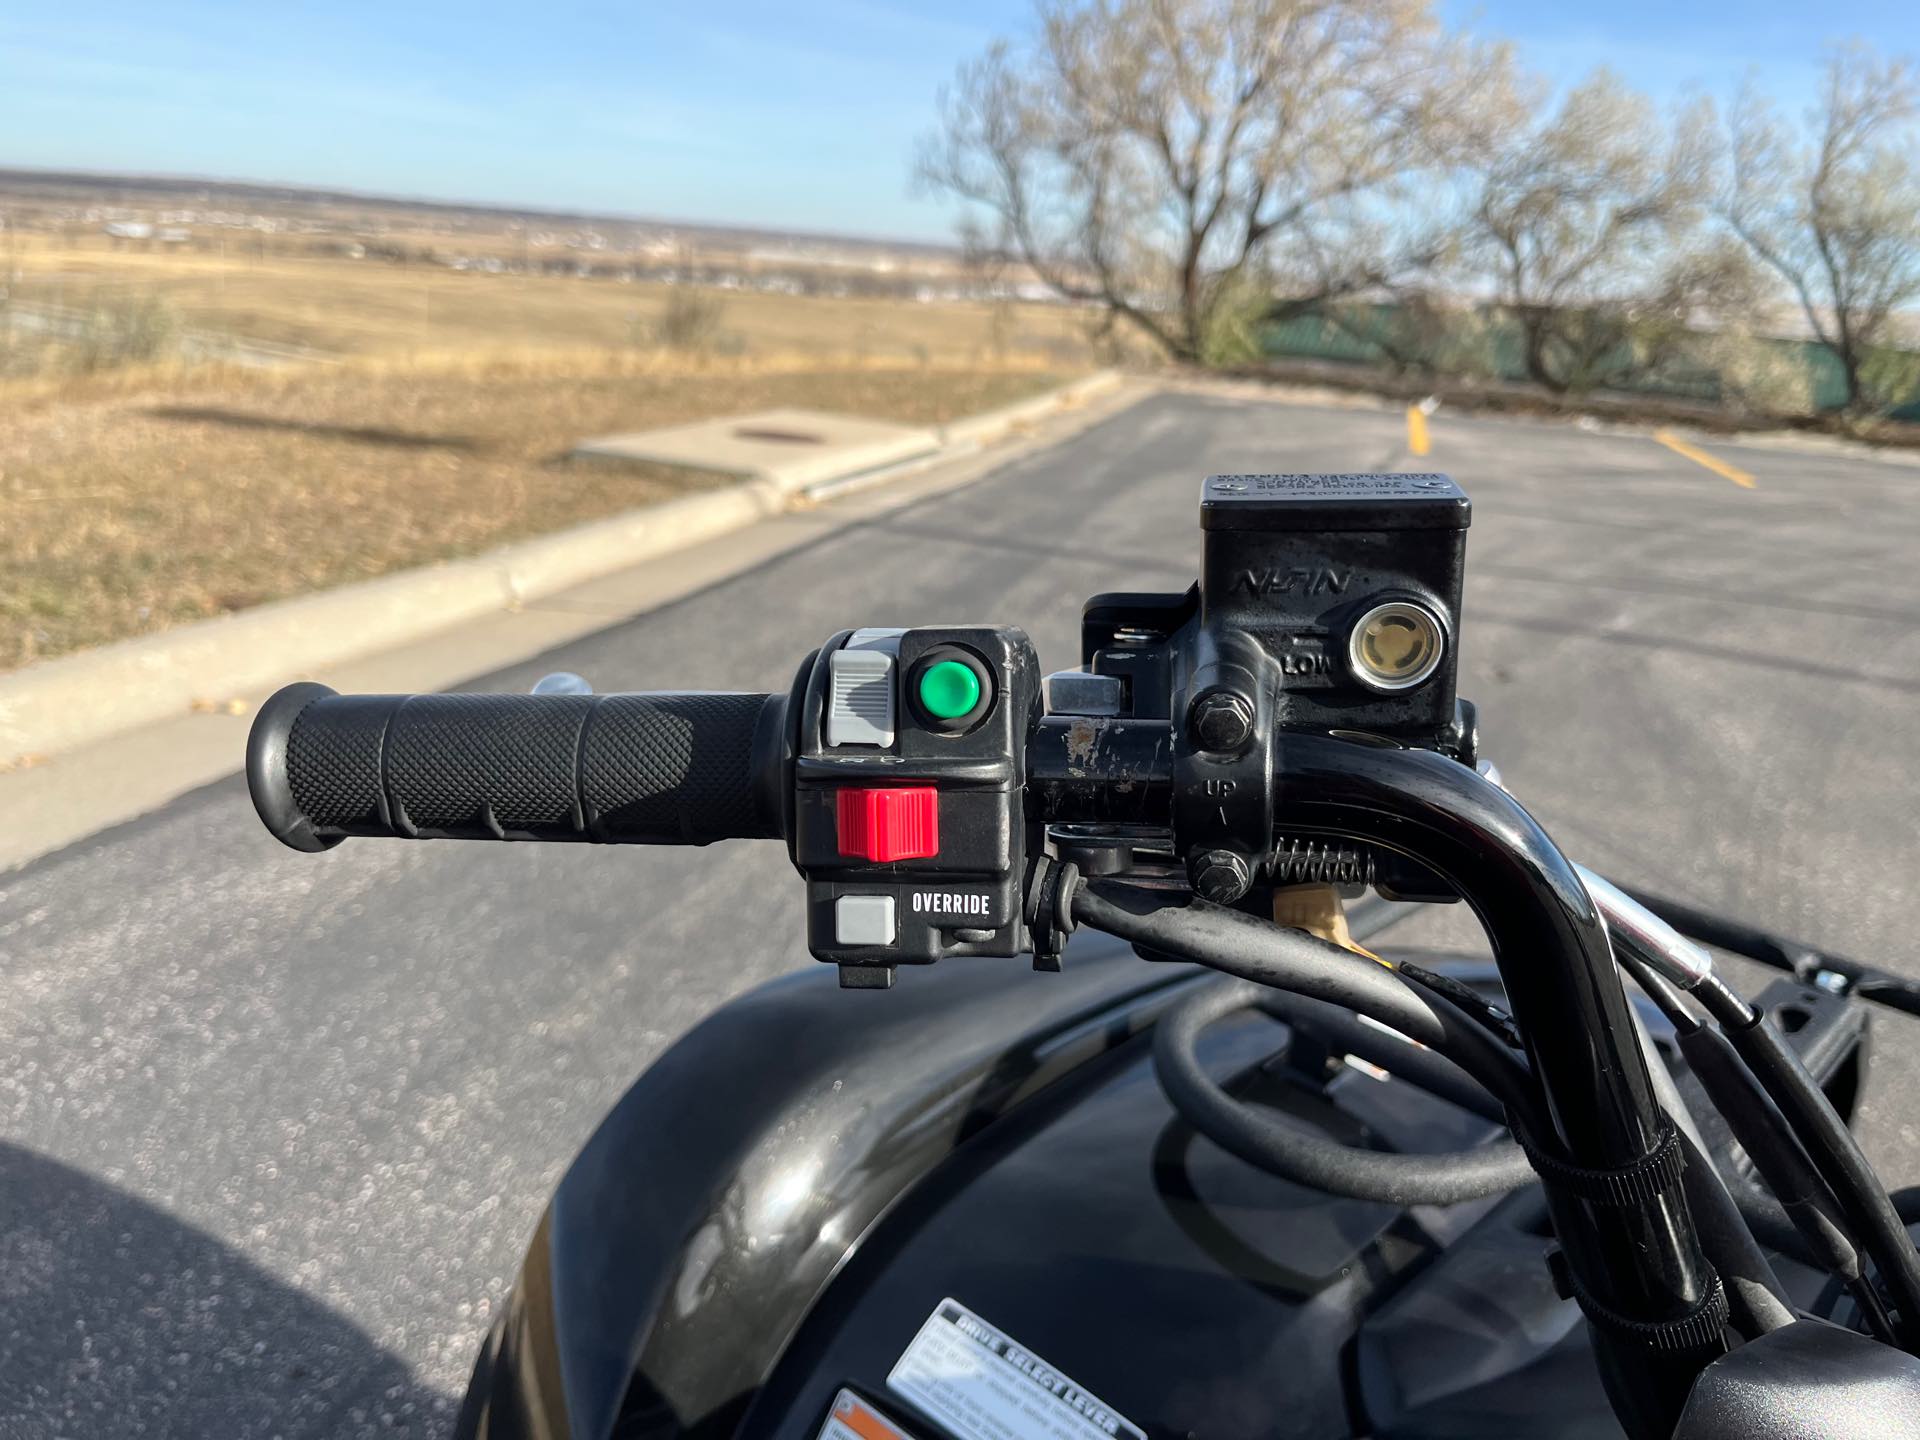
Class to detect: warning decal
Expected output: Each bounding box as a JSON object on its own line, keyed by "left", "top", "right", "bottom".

{"left": 887, "top": 1298, "right": 1145, "bottom": 1440}
{"left": 818, "top": 1389, "right": 916, "bottom": 1440}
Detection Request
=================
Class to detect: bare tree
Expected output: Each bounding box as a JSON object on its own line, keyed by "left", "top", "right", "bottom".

{"left": 1658, "top": 236, "right": 1824, "bottom": 415}
{"left": 1468, "top": 71, "right": 1714, "bottom": 393}
{"left": 919, "top": 0, "right": 1518, "bottom": 362}
{"left": 1724, "top": 47, "right": 1920, "bottom": 415}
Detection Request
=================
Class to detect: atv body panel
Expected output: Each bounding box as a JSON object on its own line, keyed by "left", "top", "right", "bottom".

{"left": 454, "top": 936, "right": 1659, "bottom": 1440}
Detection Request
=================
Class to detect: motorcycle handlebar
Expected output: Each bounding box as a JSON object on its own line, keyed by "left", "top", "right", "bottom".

{"left": 248, "top": 683, "right": 787, "bottom": 852}
{"left": 245, "top": 670, "right": 1723, "bottom": 1413}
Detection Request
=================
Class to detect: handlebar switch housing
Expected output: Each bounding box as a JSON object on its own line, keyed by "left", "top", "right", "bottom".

{"left": 788, "top": 625, "right": 1044, "bottom": 987}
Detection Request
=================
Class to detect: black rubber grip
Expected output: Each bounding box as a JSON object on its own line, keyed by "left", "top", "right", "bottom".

{"left": 248, "top": 683, "right": 786, "bottom": 851}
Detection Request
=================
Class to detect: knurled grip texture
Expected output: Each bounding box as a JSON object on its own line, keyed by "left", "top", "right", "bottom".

{"left": 271, "top": 690, "right": 780, "bottom": 846}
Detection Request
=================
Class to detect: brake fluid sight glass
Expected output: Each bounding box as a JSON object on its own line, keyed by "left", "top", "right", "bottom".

{"left": 1349, "top": 601, "right": 1445, "bottom": 692}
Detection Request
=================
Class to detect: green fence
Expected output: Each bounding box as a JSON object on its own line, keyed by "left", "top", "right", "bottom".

{"left": 1261, "top": 304, "right": 1920, "bottom": 422}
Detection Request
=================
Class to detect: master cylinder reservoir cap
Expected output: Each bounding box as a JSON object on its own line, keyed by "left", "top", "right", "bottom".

{"left": 1200, "top": 472, "right": 1469, "bottom": 531}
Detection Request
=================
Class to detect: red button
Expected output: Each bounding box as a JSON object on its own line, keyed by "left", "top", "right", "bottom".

{"left": 836, "top": 787, "right": 939, "bottom": 862}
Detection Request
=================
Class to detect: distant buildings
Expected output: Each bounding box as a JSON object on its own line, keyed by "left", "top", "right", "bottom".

{"left": 8, "top": 172, "right": 1090, "bottom": 310}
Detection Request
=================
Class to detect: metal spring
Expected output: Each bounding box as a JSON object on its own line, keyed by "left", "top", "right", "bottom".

{"left": 1270, "top": 837, "right": 1374, "bottom": 885}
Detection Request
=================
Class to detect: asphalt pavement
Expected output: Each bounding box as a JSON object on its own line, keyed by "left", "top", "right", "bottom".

{"left": 4, "top": 389, "right": 1920, "bottom": 1436}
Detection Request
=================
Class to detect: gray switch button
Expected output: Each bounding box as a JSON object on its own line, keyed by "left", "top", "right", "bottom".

{"left": 834, "top": 894, "right": 896, "bottom": 946}
{"left": 827, "top": 648, "right": 896, "bottom": 747}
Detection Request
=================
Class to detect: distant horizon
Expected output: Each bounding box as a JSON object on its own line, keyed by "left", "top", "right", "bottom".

{"left": 2, "top": 2, "right": 1913, "bottom": 242}
{"left": 0, "top": 162, "right": 965, "bottom": 253}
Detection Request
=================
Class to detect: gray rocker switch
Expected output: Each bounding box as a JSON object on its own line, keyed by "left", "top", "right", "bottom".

{"left": 826, "top": 633, "right": 900, "bottom": 747}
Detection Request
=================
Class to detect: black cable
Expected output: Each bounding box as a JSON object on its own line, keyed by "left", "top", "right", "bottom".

{"left": 1245, "top": 986, "right": 1508, "bottom": 1124}
{"left": 1690, "top": 977, "right": 1920, "bottom": 1353}
{"left": 1620, "top": 984, "right": 1793, "bottom": 1335}
{"left": 1682, "top": 1022, "right": 1897, "bottom": 1334}
{"left": 1081, "top": 875, "right": 1832, "bottom": 1318}
{"left": 1617, "top": 963, "right": 1826, "bottom": 1243}
{"left": 1668, "top": 1125, "right": 1796, "bottom": 1337}
{"left": 1153, "top": 978, "right": 1538, "bottom": 1204}
{"left": 1619, "top": 885, "right": 1920, "bottom": 1020}
{"left": 1069, "top": 879, "right": 1548, "bottom": 1134}
{"left": 1621, "top": 957, "right": 1698, "bottom": 1032}
{"left": 1617, "top": 949, "right": 1915, "bottom": 1348}
{"left": 1396, "top": 962, "right": 1524, "bottom": 1050}
{"left": 1068, "top": 880, "right": 1557, "bottom": 1206}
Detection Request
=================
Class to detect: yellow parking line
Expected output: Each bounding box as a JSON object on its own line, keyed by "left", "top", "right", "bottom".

{"left": 1654, "top": 430, "right": 1755, "bottom": 489}
{"left": 1406, "top": 406, "right": 1431, "bottom": 457}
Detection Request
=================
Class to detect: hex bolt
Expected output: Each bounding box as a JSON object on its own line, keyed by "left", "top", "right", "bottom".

{"left": 1189, "top": 690, "right": 1255, "bottom": 754}
{"left": 1188, "top": 849, "right": 1253, "bottom": 904}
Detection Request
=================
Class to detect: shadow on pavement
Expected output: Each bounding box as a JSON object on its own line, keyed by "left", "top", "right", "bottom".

{"left": 145, "top": 406, "right": 482, "bottom": 452}
{"left": 0, "top": 1142, "right": 456, "bottom": 1439}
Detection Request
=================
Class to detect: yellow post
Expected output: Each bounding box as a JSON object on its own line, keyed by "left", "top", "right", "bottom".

{"left": 1406, "top": 405, "right": 1431, "bottom": 457}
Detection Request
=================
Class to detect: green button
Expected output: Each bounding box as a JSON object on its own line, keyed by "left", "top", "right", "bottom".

{"left": 918, "top": 660, "right": 981, "bottom": 720}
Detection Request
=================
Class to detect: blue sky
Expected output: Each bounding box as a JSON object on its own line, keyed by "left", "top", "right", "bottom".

{"left": 1, "top": 3, "right": 1914, "bottom": 243}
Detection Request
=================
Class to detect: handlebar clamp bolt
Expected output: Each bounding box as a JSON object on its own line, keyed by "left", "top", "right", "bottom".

{"left": 1189, "top": 690, "right": 1256, "bottom": 755}
{"left": 1189, "top": 849, "right": 1253, "bottom": 904}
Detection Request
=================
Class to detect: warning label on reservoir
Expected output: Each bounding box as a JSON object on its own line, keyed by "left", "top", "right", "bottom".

{"left": 887, "top": 1298, "right": 1144, "bottom": 1440}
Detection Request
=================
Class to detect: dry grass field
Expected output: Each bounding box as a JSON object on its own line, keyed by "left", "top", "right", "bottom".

{"left": 3, "top": 235, "right": 1101, "bottom": 365}
{"left": 0, "top": 221, "right": 1125, "bottom": 670}
{"left": 0, "top": 352, "right": 1068, "bottom": 669}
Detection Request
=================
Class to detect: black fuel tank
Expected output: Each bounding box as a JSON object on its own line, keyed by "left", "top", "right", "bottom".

{"left": 457, "top": 939, "right": 1618, "bottom": 1440}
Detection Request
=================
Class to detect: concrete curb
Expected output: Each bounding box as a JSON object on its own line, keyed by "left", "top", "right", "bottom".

{"left": 799, "top": 370, "right": 1127, "bottom": 504}
{"left": 0, "top": 371, "right": 1126, "bottom": 761}
{"left": 937, "top": 369, "right": 1123, "bottom": 447}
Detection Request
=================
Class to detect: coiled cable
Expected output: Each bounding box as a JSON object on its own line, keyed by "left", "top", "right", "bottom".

{"left": 1069, "top": 879, "right": 1548, "bottom": 1205}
